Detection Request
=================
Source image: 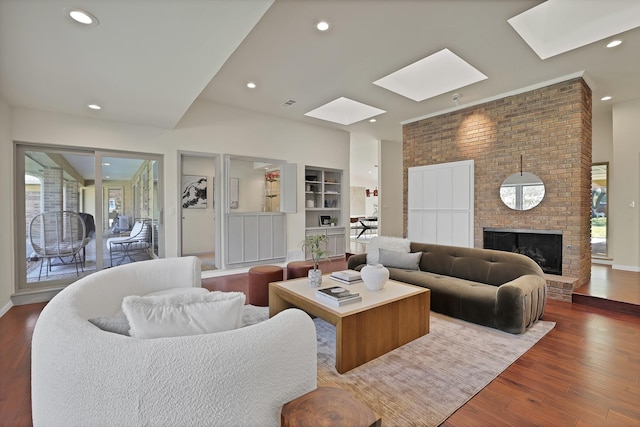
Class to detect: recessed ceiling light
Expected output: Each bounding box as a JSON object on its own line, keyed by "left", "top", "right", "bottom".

{"left": 606, "top": 40, "right": 622, "bottom": 48}
{"left": 68, "top": 9, "right": 99, "bottom": 26}
{"left": 369, "top": 119, "right": 377, "bottom": 123}
{"left": 88, "top": 104, "right": 102, "bottom": 110}
{"left": 247, "top": 82, "right": 256, "bottom": 89}
{"left": 601, "top": 96, "right": 612, "bottom": 101}
{"left": 316, "top": 21, "right": 330, "bottom": 31}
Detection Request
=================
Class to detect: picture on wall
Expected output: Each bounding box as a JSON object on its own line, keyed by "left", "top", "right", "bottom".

{"left": 182, "top": 175, "right": 208, "bottom": 209}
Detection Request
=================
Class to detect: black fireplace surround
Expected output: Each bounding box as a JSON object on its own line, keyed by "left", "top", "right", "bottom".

{"left": 483, "top": 228, "right": 562, "bottom": 275}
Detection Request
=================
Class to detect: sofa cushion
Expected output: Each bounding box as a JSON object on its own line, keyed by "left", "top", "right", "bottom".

{"left": 122, "top": 291, "right": 245, "bottom": 339}
{"left": 367, "top": 236, "right": 410, "bottom": 264}
{"left": 378, "top": 248, "right": 421, "bottom": 270}
{"left": 88, "top": 315, "right": 130, "bottom": 336}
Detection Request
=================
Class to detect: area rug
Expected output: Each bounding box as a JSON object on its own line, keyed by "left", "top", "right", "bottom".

{"left": 315, "top": 313, "right": 555, "bottom": 426}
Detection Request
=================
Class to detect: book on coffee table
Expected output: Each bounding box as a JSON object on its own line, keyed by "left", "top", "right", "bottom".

{"left": 330, "top": 270, "right": 362, "bottom": 285}
{"left": 316, "top": 291, "right": 362, "bottom": 307}
{"left": 316, "top": 286, "right": 362, "bottom": 306}
{"left": 316, "top": 286, "right": 360, "bottom": 300}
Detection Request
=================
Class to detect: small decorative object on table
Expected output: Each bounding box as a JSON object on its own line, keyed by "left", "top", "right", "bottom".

{"left": 360, "top": 263, "right": 389, "bottom": 291}
{"left": 301, "top": 234, "right": 330, "bottom": 288}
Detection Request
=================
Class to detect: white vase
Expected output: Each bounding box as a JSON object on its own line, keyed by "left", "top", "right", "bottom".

{"left": 308, "top": 269, "right": 322, "bottom": 288}
{"left": 361, "top": 264, "right": 389, "bottom": 291}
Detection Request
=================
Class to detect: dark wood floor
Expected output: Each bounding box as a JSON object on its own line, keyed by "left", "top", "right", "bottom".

{"left": 2, "top": 262, "right": 639, "bottom": 427}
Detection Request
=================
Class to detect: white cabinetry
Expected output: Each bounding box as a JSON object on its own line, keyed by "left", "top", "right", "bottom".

{"left": 226, "top": 213, "right": 286, "bottom": 266}
{"left": 304, "top": 228, "right": 346, "bottom": 259}
{"left": 408, "top": 160, "right": 474, "bottom": 247}
{"left": 304, "top": 166, "right": 345, "bottom": 257}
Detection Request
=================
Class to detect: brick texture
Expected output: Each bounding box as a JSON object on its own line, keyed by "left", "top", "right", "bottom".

{"left": 402, "top": 78, "right": 592, "bottom": 301}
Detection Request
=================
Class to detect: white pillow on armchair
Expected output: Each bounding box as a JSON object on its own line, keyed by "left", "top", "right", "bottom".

{"left": 122, "top": 291, "right": 245, "bottom": 339}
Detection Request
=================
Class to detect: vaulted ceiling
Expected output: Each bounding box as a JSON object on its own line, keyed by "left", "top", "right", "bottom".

{"left": 2, "top": 0, "right": 639, "bottom": 144}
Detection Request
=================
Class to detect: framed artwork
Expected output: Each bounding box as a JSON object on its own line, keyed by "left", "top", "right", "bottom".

{"left": 182, "top": 175, "right": 207, "bottom": 209}
{"left": 319, "top": 214, "right": 331, "bottom": 226}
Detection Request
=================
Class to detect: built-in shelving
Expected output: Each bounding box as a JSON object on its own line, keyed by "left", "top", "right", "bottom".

{"left": 304, "top": 166, "right": 345, "bottom": 258}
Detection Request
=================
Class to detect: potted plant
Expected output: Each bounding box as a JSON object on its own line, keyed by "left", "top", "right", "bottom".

{"left": 301, "top": 234, "right": 330, "bottom": 287}
{"left": 330, "top": 216, "right": 339, "bottom": 227}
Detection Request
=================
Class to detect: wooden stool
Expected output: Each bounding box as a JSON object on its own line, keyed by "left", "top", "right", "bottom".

{"left": 281, "top": 386, "right": 381, "bottom": 427}
{"left": 247, "top": 265, "right": 283, "bottom": 306}
{"left": 286, "top": 261, "right": 314, "bottom": 280}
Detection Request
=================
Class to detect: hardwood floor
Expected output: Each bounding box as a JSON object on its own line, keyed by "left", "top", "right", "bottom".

{"left": 2, "top": 263, "right": 639, "bottom": 427}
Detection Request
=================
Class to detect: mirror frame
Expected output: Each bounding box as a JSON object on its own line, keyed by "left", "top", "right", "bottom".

{"left": 499, "top": 171, "right": 545, "bottom": 211}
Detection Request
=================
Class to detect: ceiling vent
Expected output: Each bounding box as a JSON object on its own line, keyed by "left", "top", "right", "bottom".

{"left": 281, "top": 99, "right": 296, "bottom": 107}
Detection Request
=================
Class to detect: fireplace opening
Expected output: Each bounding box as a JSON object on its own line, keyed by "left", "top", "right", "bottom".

{"left": 483, "top": 228, "right": 562, "bottom": 275}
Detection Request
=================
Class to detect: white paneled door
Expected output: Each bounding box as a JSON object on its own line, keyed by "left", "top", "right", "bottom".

{"left": 408, "top": 160, "right": 474, "bottom": 247}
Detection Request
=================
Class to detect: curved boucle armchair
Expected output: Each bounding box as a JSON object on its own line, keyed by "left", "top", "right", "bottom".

{"left": 32, "top": 256, "right": 317, "bottom": 427}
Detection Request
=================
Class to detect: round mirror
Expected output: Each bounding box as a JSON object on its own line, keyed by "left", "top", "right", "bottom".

{"left": 500, "top": 172, "right": 545, "bottom": 211}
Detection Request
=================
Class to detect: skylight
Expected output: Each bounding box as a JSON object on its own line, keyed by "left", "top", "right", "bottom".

{"left": 304, "top": 97, "right": 385, "bottom": 125}
{"left": 373, "top": 49, "right": 487, "bottom": 102}
{"left": 508, "top": 0, "right": 640, "bottom": 60}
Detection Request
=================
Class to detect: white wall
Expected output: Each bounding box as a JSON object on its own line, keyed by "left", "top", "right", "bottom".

{"left": 181, "top": 156, "right": 216, "bottom": 255}
{"left": 593, "top": 110, "right": 613, "bottom": 163}
{"left": 611, "top": 99, "right": 640, "bottom": 271}
{"left": 379, "top": 139, "right": 403, "bottom": 237}
{"left": 8, "top": 100, "right": 349, "bottom": 295}
{"left": 229, "top": 159, "right": 266, "bottom": 212}
{"left": 0, "top": 97, "right": 13, "bottom": 313}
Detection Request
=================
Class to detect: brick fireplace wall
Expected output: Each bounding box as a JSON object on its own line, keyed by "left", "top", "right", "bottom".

{"left": 402, "top": 78, "right": 592, "bottom": 301}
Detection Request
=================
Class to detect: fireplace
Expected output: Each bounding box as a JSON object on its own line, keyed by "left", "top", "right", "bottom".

{"left": 483, "top": 228, "right": 562, "bottom": 275}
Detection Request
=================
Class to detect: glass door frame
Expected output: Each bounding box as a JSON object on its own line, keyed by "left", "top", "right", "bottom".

{"left": 14, "top": 143, "right": 164, "bottom": 292}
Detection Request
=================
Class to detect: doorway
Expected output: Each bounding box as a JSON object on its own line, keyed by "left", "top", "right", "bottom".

{"left": 591, "top": 163, "right": 608, "bottom": 257}
{"left": 179, "top": 153, "right": 219, "bottom": 271}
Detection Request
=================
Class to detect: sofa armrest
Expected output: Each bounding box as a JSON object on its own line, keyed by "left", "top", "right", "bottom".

{"left": 496, "top": 274, "right": 547, "bottom": 334}
{"left": 347, "top": 253, "right": 367, "bottom": 270}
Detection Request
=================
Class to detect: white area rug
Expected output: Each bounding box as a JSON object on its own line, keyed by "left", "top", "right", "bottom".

{"left": 249, "top": 306, "right": 554, "bottom": 426}
{"left": 315, "top": 312, "right": 555, "bottom": 426}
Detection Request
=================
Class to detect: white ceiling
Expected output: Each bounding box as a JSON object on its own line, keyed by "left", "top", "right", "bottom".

{"left": 2, "top": 0, "right": 640, "bottom": 146}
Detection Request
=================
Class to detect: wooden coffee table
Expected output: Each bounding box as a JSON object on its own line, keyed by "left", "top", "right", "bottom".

{"left": 269, "top": 276, "right": 430, "bottom": 374}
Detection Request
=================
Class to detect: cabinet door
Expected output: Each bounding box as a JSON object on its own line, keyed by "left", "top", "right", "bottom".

{"left": 326, "top": 227, "right": 346, "bottom": 257}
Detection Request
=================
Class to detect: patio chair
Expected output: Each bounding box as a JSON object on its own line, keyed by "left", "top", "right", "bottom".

{"left": 29, "top": 211, "right": 91, "bottom": 280}
{"left": 107, "top": 218, "right": 152, "bottom": 266}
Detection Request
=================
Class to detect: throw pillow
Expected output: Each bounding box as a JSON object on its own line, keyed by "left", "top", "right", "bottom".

{"left": 122, "top": 291, "right": 246, "bottom": 339}
{"left": 378, "top": 248, "right": 421, "bottom": 270}
{"left": 145, "top": 287, "right": 210, "bottom": 297}
{"left": 88, "top": 315, "right": 131, "bottom": 336}
{"left": 367, "top": 236, "right": 411, "bottom": 264}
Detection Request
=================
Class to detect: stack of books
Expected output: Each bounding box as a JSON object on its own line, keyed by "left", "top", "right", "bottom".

{"left": 316, "top": 286, "right": 362, "bottom": 307}
{"left": 330, "top": 269, "right": 363, "bottom": 285}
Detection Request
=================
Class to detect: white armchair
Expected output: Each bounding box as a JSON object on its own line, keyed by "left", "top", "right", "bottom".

{"left": 31, "top": 256, "right": 318, "bottom": 427}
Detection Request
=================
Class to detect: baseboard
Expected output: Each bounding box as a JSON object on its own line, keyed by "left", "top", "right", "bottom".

{"left": 612, "top": 264, "right": 640, "bottom": 272}
{"left": 11, "top": 288, "right": 63, "bottom": 306}
{"left": 0, "top": 300, "right": 13, "bottom": 318}
{"left": 592, "top": 258, "right": 613, "bottom": 266}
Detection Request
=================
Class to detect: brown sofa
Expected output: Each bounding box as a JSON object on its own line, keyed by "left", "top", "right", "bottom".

{"left": 347, "top": 242, "right": 547, "bottom": 334}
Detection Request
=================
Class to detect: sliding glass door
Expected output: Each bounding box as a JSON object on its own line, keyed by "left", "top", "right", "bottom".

{"left": 16, "top": 144, "right": 163, "bottom": 292}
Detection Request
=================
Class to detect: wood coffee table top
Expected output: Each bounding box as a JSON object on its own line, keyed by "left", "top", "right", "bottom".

{"left": 269, "top": 276, "right": 430, "bottom": 373}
